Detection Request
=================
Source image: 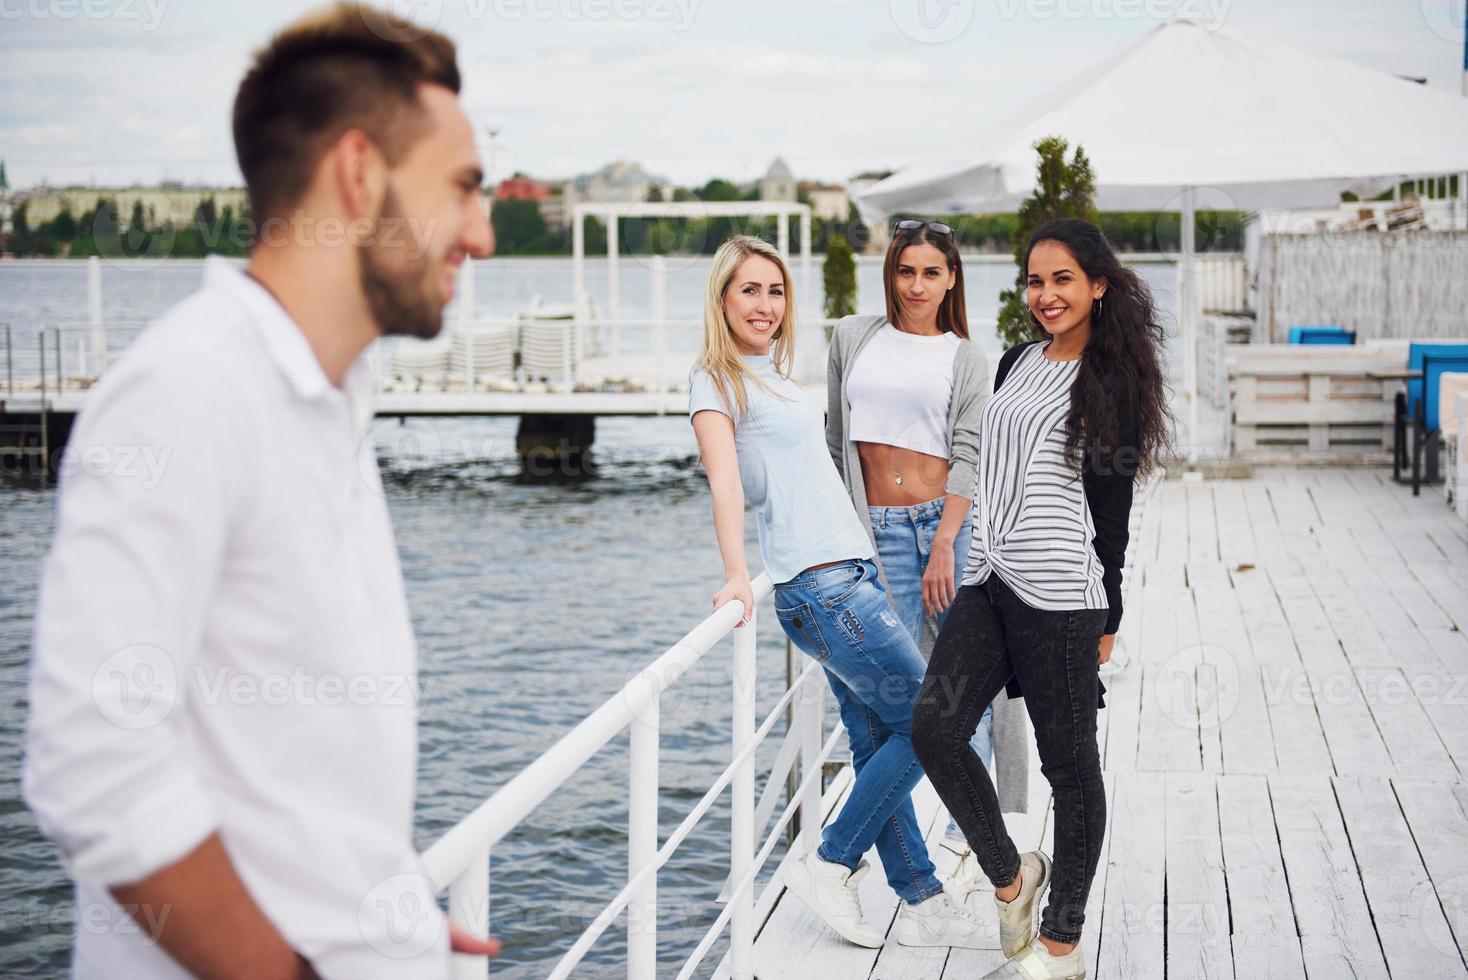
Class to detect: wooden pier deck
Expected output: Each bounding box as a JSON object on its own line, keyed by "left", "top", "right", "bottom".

{"left": 731, "top": 467, "right": 1468, "bottom": 979}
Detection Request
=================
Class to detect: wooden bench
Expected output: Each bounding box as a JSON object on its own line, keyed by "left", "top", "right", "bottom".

{"left": 1230, "top": 346, "right": 1399, "bottom": 459}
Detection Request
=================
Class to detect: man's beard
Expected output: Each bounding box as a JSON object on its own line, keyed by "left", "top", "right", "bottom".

{"left": 360, "top": 188, "right": 446, "bottom": 340}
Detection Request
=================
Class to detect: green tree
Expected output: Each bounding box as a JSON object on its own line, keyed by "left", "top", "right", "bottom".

{"left": 697, "top": 178, "right": 741, "bottom": 202}
{"left": 51, "top": 207, "right": 77, "bottom": 243}
{"left": 994, "top": 136, "right": 1099, "bottom": 347}
{"left": 823, "top": 233, "right": 857, "bottom": 321}
{"left": 491, "top": 198, "right": 549, "bottom": 254}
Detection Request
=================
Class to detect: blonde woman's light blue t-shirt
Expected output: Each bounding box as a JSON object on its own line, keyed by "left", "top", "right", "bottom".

{"left": 689, "top": 355, "right": 874, "bottom": 585}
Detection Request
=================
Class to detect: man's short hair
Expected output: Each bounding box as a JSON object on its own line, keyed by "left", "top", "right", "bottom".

{"left": 232, "top": 2, "right": 461, "bottom": 223}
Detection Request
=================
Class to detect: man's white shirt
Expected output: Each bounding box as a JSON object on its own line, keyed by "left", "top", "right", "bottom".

{"left": 23, "top": 257, "right": 450, "bottom": 978}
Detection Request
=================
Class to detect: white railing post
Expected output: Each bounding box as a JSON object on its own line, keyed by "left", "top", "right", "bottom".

{"left": 449, "top": 846, "right": 491, "bottom": 980}
{"left": 87, "top": 256, "right": 104, "bottom": 377}
{"left": 573, "top": 208, "right": 587, "bottom": 316}
{"left": 628, "top": 681, "right": 659, "bottom": 980}
{"left": 797, "top": 650, "right": 823, "bottom": 854}
{"left": 608, "top": 212, "right": 621, "bottom": 328}
{"left": 651, "top": 255, "right": 667, "bottom": 400}
{"left": 729, "top": 607, "right": 757, "bottom": 980}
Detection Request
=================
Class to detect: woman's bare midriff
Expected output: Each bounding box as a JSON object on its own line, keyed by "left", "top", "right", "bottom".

{"left": 857, "top": 442, "right": 950, "bottom": 507}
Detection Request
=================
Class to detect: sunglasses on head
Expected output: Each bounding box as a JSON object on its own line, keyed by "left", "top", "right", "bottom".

{"left": 894, "top": 219, "right": 954, "bottom": 237}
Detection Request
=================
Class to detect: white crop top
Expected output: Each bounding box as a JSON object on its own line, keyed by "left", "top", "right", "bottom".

{"left": 845, "top": 322, "right": 962, "bottom": 458}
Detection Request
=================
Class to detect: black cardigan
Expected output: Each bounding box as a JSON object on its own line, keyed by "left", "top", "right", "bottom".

{"left": 991, "top": 341, "right": 1139, "bottom": 705}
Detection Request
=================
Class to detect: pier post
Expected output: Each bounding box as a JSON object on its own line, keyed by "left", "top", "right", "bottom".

{"left": 729, "top": 605, "right": 757, "bottom": 980}
{"left": 515, "top": 414, "right": 595, "bottom": 479}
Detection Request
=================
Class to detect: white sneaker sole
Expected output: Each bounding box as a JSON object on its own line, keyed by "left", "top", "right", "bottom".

{"left": 893, "top": 916, "right": 1002, "bottom": 950}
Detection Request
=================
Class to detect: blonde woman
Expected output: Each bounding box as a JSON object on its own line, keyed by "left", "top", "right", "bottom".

{"left": 689, "top": 236, "right": 988, "bottom": 950}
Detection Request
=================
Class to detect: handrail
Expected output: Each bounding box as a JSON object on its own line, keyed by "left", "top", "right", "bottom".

{"left": 420, "top": 570, "right": 832, "bottom": 980}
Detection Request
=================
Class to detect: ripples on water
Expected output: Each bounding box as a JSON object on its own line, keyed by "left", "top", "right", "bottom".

{"left": 2, "top": 416, "right": 804, "bottom": 978}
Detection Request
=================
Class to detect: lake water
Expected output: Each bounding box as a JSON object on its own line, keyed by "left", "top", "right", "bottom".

{"left": 0, "top": 255, "right": 1183, "bottom": 977}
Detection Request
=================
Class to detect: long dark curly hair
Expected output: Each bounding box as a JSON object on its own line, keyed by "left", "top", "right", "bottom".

{"left": 1024, "top": 218, "right": 1173, "bottom": 479}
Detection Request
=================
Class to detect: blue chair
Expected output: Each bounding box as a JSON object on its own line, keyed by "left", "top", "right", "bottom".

{"left": 1395, "top": 343, "right": 1468, "bottom": 485}
{"left": 1288, "top": 325, "right": 1355, "bottom": 345}
{"left": 1411, "top": 352, "right": 1468, "bottom": 495}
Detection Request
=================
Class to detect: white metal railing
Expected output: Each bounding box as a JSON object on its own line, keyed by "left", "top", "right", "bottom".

{"left": 420, "top": 573, "right": 845, "bottom": 980}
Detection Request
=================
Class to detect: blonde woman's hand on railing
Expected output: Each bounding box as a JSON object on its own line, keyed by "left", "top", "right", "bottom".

{"left": 713, "top": 574, "right": 755, "bottom": 628}
{"left": 449, "top": 922, "right": 502, "bottom": 958}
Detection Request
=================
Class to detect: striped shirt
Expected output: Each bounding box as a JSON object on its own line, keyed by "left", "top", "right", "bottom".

{"left": 963, "top": 342, "right": 1108, "bottom": 612}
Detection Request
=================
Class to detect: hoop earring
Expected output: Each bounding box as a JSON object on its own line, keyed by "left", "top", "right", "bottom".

{"left": 1093, "top": 296, "right": 1104, "bottom": 319}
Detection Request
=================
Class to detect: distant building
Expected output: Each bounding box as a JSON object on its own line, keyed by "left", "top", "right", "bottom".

{"left": 495, "top": 175, "right": 548, "bottom": 201}
{"left": 803, "top": 182, "right": 850, "bottom": 221}
{"left": 759, "top": 158, "right": 796, "bottom": 203}
{"left": 537, "top": 189, "right": 568, "bottom": 228}
{"left": 17, "top": 184, "right": 248, "bottom": 227}
{"left": 541, "top": 161, "right": 670, "bottom": 227}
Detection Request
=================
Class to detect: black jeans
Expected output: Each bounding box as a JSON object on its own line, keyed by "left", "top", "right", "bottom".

{"left": 911, "top": 575, "right": 1108, "bottom": 944}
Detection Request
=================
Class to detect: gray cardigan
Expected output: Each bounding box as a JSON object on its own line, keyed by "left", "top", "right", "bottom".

{"left": 825, "top": 314, "right": 1030, "bottom": 814}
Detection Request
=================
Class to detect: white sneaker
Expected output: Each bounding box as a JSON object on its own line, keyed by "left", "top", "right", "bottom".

{"left": 893, "top": 891, "right": 1001, "bottom": 950}
{"left": 938, "top": 838, "right": 993, "bottom": 900}
{"left": 781, "top": 850, "right": 884, "bottom": 948}
{"left": 936, "top": 837, "right": 971, "bottom": 878}
{"left": 995, "top": 850, "right": 1052, "bottom": 958}
{"left": 981, "top": 936, "right": 1087, "bottom": 979}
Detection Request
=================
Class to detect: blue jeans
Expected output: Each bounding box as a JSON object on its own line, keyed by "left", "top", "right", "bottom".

{"left": 869, "top": 498, "right": 994, "bottom": 839}
{"left": 774, "top": 558, "right": 944, "bottom": 905}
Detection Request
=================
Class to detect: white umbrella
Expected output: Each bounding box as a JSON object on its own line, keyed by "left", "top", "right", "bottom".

{"left": 855, "top": 17, "right": 1468, "bottom": 459}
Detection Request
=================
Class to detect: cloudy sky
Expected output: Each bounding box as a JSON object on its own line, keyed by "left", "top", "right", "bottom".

{"left": 1, "top": 0, "right": 1463, "bottom": 190}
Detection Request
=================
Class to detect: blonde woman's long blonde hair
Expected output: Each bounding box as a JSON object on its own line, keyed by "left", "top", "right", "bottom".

{"left": 696, "top": 235, "right": 797, "bottom": 420}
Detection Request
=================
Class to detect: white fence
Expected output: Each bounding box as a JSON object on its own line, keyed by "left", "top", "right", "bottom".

{"left": 420, "top": 574, "right": 842, "bottom": 980}
{"left": 1255, "top": 231, "right": 1468, "bottom": 342}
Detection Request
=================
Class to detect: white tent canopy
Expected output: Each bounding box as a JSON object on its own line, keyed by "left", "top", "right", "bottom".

{"left": 855, "top": 18, "right": 1468, "bottom": 460}
{"left": 856, "top": 18, "right": 1468, "bottom": 219}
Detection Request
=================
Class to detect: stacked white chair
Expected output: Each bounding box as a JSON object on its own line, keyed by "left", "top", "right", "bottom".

{"left": 387, "top": 333, "right": 452, "bottom": 388}
{"left": 450, "top": 322, "right": 516, "bottom": 387}
{"left": 518, "top": 296, "right": 600, "bottom": 385}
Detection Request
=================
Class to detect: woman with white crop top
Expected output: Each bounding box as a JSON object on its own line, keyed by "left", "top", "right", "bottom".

{"left": 689, "top": 236, "right": 991, "bottom": 951}
{"left": 827, "top": 220, "right": 1028, "bottom": 856}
